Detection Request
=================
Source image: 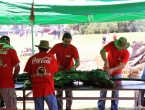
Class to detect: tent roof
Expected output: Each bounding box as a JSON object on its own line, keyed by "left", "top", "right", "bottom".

{"left": 0, "top": 0, "right": 145, "bottom": 24}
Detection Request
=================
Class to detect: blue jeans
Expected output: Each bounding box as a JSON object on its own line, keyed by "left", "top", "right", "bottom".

{"left": 98, "top": 74, "right": 121, "bottom": 110}
{"left": 141, "top": 66, "right": 145, "bottom": 79}
{"left": 34, "top": 94, "right": 58, "bottom": 110}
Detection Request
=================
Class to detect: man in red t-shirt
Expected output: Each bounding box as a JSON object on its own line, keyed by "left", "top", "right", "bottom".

{"left": 0, "top": 36, "right": 20, "bottom": 109}
{"left": 98, "top": 37, "right": 130, "bottom": 110}
{"left": 24, "top": 40, "right": 58, "bottom": 110}
{"left": 49, "top": 32, "right": 80, "bottom": 110}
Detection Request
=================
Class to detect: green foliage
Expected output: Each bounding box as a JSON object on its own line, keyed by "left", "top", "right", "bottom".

{"left": 17, "top": 73, "right": 28, "bottom": 78}
{"left": 54, "top": 69, "right": 115, "bottom": 88}
{"left": 23, "top": 69, "right": 115, "bottom": 88}
{"left": 67, "top": 20, "right": 145, "bottom": 34}
{"left": 17, "top": 73, "right": 28, "bottom": 82}
{"left": 79, "top": 24, "right": 89, "bottom": 34}
{"left": 85, "top": 23, "right": 96, "bottom": 34}
{"left": 23, "top": 80, "right": 31, "bottom": 88}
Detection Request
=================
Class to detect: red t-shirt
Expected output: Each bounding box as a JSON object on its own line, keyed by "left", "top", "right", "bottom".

{"left": 0, "top": 44, "right": 20, "bottom": 88}
{"left": 104, "top": 41, "right": 130, "bottom": 76}
{"left": 24, "top": 52, "right": 58, "bottom": 98}
{"left": 49, "top": 43, "right": 79, "bottom": 70}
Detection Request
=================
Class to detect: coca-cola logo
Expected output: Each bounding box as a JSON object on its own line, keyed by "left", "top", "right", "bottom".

{"left": 31, "top": 66, "right": 51, "bottom": 77}
{"left": 0, "top": 48, "right": 8, "bottom": 55}
{"left": 0, "top": 59, "right": 7, "bottom": 67}
{"left": 32, "top": 57, "right": 52, "bottom": 64}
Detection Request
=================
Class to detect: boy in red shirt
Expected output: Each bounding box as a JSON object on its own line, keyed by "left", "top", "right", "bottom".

{"left": 98, "top": 37, "right": 130, "bottom": 110}
{"left": 49, "top": 32, "right": 80, "bottom": 110}
{"left": 24, "top": 40, "right": 58, "bottom": 110}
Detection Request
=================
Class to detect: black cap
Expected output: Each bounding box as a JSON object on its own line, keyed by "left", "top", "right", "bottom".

{"left": 0, "top": 36, "right": 10, "bottom": 42}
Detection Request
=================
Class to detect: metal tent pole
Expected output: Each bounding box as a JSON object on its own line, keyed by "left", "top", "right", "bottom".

{"left": 31, "top": 22, "right": 34, "bottom": 55}
{"left": 30, "top": 0, "right": 35, "bottom": 55}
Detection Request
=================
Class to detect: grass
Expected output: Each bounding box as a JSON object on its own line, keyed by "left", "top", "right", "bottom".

{"left": 10, "top": 32, "right": 145, "bottom": 72}
{"left": 9, "top": 32, "right": 145, "bottom": 109}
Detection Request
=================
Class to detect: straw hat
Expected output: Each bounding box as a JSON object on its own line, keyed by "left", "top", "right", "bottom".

{"left": 35, "top": 40, "right": 51, "bottom": 49}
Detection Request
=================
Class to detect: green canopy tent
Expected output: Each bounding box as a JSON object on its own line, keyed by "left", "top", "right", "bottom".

{"left": 1, "top": 0, "right": 145, "bottom": 24}
{"left": 0, "top": 0, "right": 145, "bottom": 54}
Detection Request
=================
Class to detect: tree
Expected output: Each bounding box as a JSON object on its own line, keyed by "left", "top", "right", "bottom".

{"left": 67, "top": 20, "right": 145, "bottom": 34}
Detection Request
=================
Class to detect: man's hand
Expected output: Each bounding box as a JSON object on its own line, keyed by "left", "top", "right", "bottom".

{"left": 104, "top": 61, "right": 109, "bottom": 70}
{"left": 70, "top": 65, "right": 76, "bottom": 70}
{"left": 106, "top": 68, "right": 114, "bottom": 75}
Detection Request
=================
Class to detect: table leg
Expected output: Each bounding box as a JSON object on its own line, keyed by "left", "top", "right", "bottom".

{"left": 134, "top": 90, "right": 138, "bottom": 107}
{"left": 138, "top": 90, "right": 142, "bottom": 110}
{"left": 23, "top": 89, "right": 26, "bottom": 110}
